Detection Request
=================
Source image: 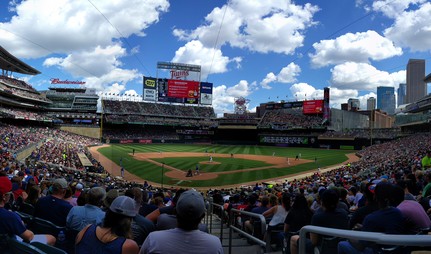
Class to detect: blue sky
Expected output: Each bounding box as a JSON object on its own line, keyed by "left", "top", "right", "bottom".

{"left": 0, "top": 0, "right": 430, "bottom": 116}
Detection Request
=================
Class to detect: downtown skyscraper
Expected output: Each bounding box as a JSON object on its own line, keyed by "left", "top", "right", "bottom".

{"left": 406, "top": 59, "right": 426, "bottom": 104}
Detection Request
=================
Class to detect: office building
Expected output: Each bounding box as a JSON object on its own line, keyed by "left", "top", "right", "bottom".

{"left": 367, "top": 97, "right": 376, "bottom": 110}
{"left": 397, "top": 83, "right": 406, "bottom": 107}
{"left": 406, "top": 59, "right": 426, "bottom": 104}
{"left": 347, "top": 98, "right": 360, "bottom": 111}
{"left": 377, "top": 86, "right": 395, "bottom": 115}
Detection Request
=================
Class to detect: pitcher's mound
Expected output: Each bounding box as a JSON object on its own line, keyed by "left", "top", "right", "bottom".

{"left": 200, "top": 161, "right": 221, "bottom": 165}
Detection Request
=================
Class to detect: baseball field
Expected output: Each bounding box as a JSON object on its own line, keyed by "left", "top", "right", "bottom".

{"left": 90, "top": 144, "right": 357, "bottom": 188}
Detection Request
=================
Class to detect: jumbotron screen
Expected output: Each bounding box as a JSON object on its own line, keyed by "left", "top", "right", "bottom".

{"left": 143, "top": 76, "right": 212, "bottom": 104}
{"left": 303, "top": 100, "right": 324, "bottom": 114}
{"left": 167, "top": 79, "right": 199, "bottom": 99}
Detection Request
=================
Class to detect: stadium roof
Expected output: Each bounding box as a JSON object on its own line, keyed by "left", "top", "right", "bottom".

{"left": 424, "top": 73, "right": 431, "bottom": 83}
{"left": 0, "top": 46, "right": 41, "bottom": 75}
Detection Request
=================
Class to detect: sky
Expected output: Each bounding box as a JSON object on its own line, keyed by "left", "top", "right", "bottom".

{"left": 0, "top": 0, "right": 430, "bottom": 116}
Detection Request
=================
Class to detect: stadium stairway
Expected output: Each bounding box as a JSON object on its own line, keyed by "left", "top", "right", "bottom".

{"left": 207, "top": 214, "right": 282, "bottom": 254}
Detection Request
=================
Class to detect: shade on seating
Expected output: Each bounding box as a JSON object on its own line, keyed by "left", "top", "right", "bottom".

{"left": 8, "top": 238, "right": 45, "bottom": 254}
{"left": 30, "top": 217, "right": 65, "bottom": 236}
{"left": 31, "top": 241, "right": 68, "bottom": 254}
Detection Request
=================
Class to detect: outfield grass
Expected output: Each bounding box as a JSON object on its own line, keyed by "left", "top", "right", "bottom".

{"left": 97, "top": 144, "right": 352, "bottom": 187}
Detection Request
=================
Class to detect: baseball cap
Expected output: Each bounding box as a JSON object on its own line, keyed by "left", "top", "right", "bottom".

{"left": 53, "top": 178, "right": 68, "bottom": 189}
{"left": 0, "top": 176, "right": 12, "bottom": 195}
{"left": 176, "top": 190, "right": 205, "bottom": 218}
{"left": 109, "top": 196, "right": 137, "bottom": 217}
{"left": 76, "top": 183, "right": 84, "bottom": 190}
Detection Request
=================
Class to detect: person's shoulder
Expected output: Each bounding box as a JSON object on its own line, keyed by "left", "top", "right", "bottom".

{"left": 122, "top": 239, "right": 139, "bottom": 254}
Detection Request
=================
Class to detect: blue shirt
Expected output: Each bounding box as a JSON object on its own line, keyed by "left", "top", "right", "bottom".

{"left": 66, "top": 204, "right": 105, "bottom": 231}
{"left": 0, "top": 207, "right": 26, "bottom": 237}
{"left": 34, "top": 195, "right": 73, "bottom": 227}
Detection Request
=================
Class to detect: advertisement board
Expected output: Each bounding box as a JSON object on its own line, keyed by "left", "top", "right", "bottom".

{"left": 200, "top": 82, "right": 213, "bottom": 105}
{"left": 167, "top": 79, "right": 199, "bottom": 99}
{"left": 303, "top": 100, "right": 324, "bottom": 114}
{"left": 143, "top": 77, "right": 157, "bottom": 101}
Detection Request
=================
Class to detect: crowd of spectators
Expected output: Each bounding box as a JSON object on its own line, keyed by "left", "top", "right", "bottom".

{"left": 102, "top": 99, "right": 215, "bottom": 119}
{"left": 0, "top": 106, "right": 53, "bottom": 121}
{"left": 0, "top": 76, "right": 50, "bottom": 102}
{"left": 103, "top": 128, "right": 180, "bottom": 141}
{"left": 259, "top": 109, "right": 324, "bottom": 129}
{"left": 105, "top": 114, "right": 216, "bottom": 128}
{"left": 319, "top": 128, "right": 400, "bottom": 139}
{"left": 207, "top": 131, "right": 431, "bottom": 252}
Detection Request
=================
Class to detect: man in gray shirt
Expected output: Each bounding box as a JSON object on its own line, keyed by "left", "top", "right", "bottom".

{"left": 140, "top": 190, "right": 223, "bottom": 254}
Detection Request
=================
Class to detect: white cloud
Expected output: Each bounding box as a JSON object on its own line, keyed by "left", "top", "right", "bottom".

{"left": 43, "top": 44, "right": 128, "bottom": 77}
{"left": 261, "top": 73, "right": 277, "bottom": 89}
{"left": 328, "top": 87, "right": 359, "bottom": 109}
{"left": 173, "top": 0, "right": 319, "bottom": 55}
{"left": 383, "top": 2, "right": 431, "bottom": 52}
{"left": 212, "top": 80, "right": 256, "bottom": 115}
{"left": 371, "top": 0, "right": 426, "bottom": 19}
{"left": 278, "top": 63, "right": 301, "bottom": 83}
{"left": 357, "top": 92, "right": 377, "bottom": 111}
{"left": 0, "top": 0, "right": 168, "bottom": 93}
{"left": 260, "top": 62, "right": 301, "bottom": 89}
{"left": 330, "top": 62, "right": 406, "bottom": 91}
{"left": 288, "top": 83, "right": 360, "bottom": 109}
{"left": 83, "top": 68, "right": 140, "bottom": 91}
{"left": 310, "top": 30, "right": 402, "bottom": 68}
{"left": 289, "top": 83, "right": 320, "bottom": 101}
{"left": 0, "top": 0, "right": 169, "bottom": 58}
{"left": 171, "top": 40, "right": 241, "bottom": 79}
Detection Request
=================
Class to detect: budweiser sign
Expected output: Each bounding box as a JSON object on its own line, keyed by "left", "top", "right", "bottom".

{"left": 170, "top": 70, "right": 189, "bottom": 79}
{"left": 50, "top": 78, "right": 86, "bottom": 85}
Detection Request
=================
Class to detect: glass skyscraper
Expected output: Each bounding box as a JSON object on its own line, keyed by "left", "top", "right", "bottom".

{"left": 406, "top": 59, "right": 426, "bottom": 104}
{"left": 397, "top": 83, "right": 406, "bottom": 107}
{"left": 377, "top": 86, "right": 395, "bottom": 115}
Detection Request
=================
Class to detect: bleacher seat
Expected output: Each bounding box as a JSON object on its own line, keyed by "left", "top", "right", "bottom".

{"left": 8, "top": 237, "right": 45, "bottom": 254}
{"left": 31, "top": 241, "right": 68, "bottom": 254}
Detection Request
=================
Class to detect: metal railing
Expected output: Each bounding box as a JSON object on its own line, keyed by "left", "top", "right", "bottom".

{"left": 228, "top": 208, "right": 268, "bottom": 254}
{"left": 299, "top": 225, "right": 431, "bottom": 253}
{"left": 207, "top": 202, "right": 225, "bottom": 242}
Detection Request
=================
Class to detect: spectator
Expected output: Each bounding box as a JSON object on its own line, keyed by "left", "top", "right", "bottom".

{"left": 140, "top": 190, "right": 223, "bottom": 254}
{"left": 34, "top": 178, "right": 73, "bottom": 227}
{"left": 244, "top": 195, "right": 270, "bottom": 234}
{"left": 338, "top": 182, "right": 406, "bottom": 254}
{"left": 392, "top": 184, "right": 431, "bottom": 234}
{"left": 124, "top": 187, "right": 155, "bottom": 246}
{"left": 263, "top": 192, "right": 290, "bottom": 231}
{"left": 0, "top": 176, "right": 55, "bottom": 246}
{"left": 104, "top": 189, "right": 119, "bottom": 211}
{"left": 145, "top": 189, "right": 185, "bottom": 223}
{"left": 138, "top": 190, "right": 157, "bottom": 217}
{"left": 421, "top": 172, "right": 431, "bottom": 198}
{"left": 290, "top": 189, "right": 349, "bottom": 254}
{"left": 75, "top": 196, "right": 139, "bottom": 254}
{"left": 349, "top": 183, "right": 378, "bottom": 229}
{"left": 421, "top": 150, "right": 431, "bottom": 169}
{"left": 66, "top": 186, "right": 106, "bottom": 231}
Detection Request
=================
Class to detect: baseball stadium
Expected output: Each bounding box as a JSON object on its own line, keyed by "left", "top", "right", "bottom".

{"left": 2, "top": 45, "right": 431, "bottom": 253}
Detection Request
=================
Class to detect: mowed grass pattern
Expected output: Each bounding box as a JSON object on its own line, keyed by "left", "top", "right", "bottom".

{"left": 97, "top": 144, "right": 352, "bottom": 187}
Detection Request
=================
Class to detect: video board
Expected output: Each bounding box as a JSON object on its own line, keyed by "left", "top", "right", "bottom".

{"left": 302, "top": 100, "right": 324, "bottom": 114}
